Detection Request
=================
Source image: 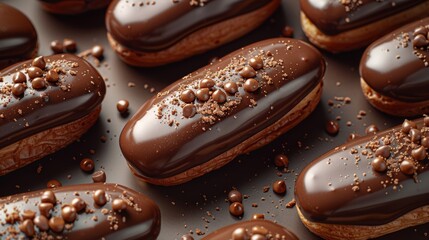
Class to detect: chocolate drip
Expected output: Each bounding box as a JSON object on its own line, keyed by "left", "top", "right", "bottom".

{"left": 300, "top": 0, "right": 425, "bottom": 35}
{"left": 295, "top": 118, "right": 429, "bottom": 225}
{"left": 105, "top": 0, "right": 272, "bottom": 51}
{"left": 360, "top": 17, "right": 429, "bottom": 102}
{"left": 0, "top": 54, "right": 106, "bottom": 148}
{"left": 120, "top": 38, "right": 325, "bottom": 179}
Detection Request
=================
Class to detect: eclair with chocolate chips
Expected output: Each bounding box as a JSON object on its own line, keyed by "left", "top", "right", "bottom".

{"left": 300, "top": 0, "right": 429, "bottom": 52}
{"left": 0, "top": 183, "right": 161, "bottom": 239}
{"left": 0, "top": 54, "right": 106, "bottom": 175}
{"left": 360, "top": 17, "right": 429, "bottom": 117}
{"left": 0, "top": 3, "right": 38, "bottom": 69}
{"left": 295, "top": 117, "right": 429, "bottom": 240}
{"left": 38, "top": 0, "right": 110, "bottom": 15}
{"left": 105, "top": 0, "right": 280, "bottom": 67}
{"left": 202, "top": 219, "right": 298, "bottom": 240}
{"left": 120, "top": 38, "right": 325, "bottom": 185}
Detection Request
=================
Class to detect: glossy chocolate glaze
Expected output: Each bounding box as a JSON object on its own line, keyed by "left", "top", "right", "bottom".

{"left": 295, "top": 118, "right": 429, "bottom": 225}
{"left": 0, "top": 183, "right": 161, "bottom": 239}
{"left": 105, "top": 0, "right": 273, "bottom": 51}
{"left": 120, "top": 38, "right": 325, "bottom": 179}
{"left": 360, "top": 17, "right": 429, "bottom": 102}
{"left": 0, "top": 3, "right": 37, "bottom": 69}
{"left": 202, "top": 219, "right": 298, "bottom": 239}
{"left": 300, "top": 0, "right": 425, "bottom": 35}
{"left": 0, "top": 54, "right": 106, "bottom": 148}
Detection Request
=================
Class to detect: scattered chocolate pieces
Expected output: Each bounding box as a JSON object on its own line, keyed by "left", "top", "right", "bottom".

{"left": 282, "top": 26, "right": 294, "bottom": 38}
{"left": 93, "top": 189, "right": 107, "bottom": 206}
{"left": 229, "top": 202, "right": 244, "bottom": 217}
{"left": 92, "top": 170, "right": 107, "bottom": 183}
{"left": 365, "top": 124, "right": 378, "bottom": 134}
{"left": 71, "top": 197, "right": 87, "bottom": 212}
{"left": 117, "top": 99, "right": 130, "bottom": 113}
{"left": 112, "top": 198, "right": 127, "bottom": 212}
{"left": 272, "top": 180, "right": 286, "bottom": 195}
{"left": 61, "top": 205, "right": 77, "bottom": 223}
{"left": 228, "top": 190, "right": 243, "bottom": 203}
{"left": 63, "top": 38, "right": 77, "bottom": 53}
{"left": 325, "top": 120, "right": 339, "bottom": 136}
{"left": 80, "top": 158, "right": 95, "bottom": 172}
{"left": 91, "top": 45, "right": 104, "bottom": 59}
{"left": 274, "top": 154, "right": 289, "bottom": 168}
{"left": 181, "top": 234, "right": 195, "bottom": 240}
{"left": 46, "top": 179, "right": 62, "bottom": 188}
{"left": 48, "top": 216, "right": 65, "bottom": 233}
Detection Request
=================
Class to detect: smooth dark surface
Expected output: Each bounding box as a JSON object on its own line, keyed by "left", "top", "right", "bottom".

{"left": 0, "top": 1, "right": 428, "bottom": 239}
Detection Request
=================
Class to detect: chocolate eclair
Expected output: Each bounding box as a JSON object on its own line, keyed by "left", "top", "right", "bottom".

{"left": 120, "top": 38, "right": 325, "bottom": 185}
{"left": 0, "top": 54, "right": 106, "bottom": 175}
{"left": 300, "top": 0, "right": 429, "bottom": 52}
{"left": 360, "top": 17, "right": 429, "bottom": 117}
{"left": 202, "top": 219, "right": 298, "bottom": 239}
{"left": 105, "top": 0, "right": 280, "bottom": 67}
{"left": 295, "top": 117, "right": 429, "bottom": 240}
{"left": 0, "top": 183, "right": 161, "bottom": 239}
{"left": 38, "top": 0, "right": 110, "bottom": 15}
{"left": 0, "top": 3, "right": 38, "bottom": 69}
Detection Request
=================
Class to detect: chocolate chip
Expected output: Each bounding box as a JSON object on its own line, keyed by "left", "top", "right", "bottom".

{"left": 325, "top": 120, "right": 339, "bottom": 136}
{"left": 116, "top": 99, "right": 129, "bottom": 113}
{"left": 46, "top": 69, "right": 59, "bottom": 83}
{"left": 229, "top": 202, "right": 244, "bottom": 217}
{"left": 243, "top": 78, "right": 259, "bottom": 92}
{"left": 92, "top": 170, "right": 106, "bottom": 183}
{"left": 365, "top": 124, "right": 378, "bottom": 135}
{"left": 272, "top": 180, "right": 286, "bottom": 194}
{"left": 400, "top": 160, "right": 415, "bottom": 175}
{"left": 252, "top": 226, "right": 268, "bottom": 235}
{"left": 252, "top": 213, "right": 265, "bottom": 220}
{"left": 421, "top": 137, "right": 429, "bottom": 148}
{"left": 249, "top": 56, "right": 263, "bottom": 70}
{"left": 49, "top": 216, "right": 65, "bottom": 233}
{"left": 182, "top": 103, "right": 196, "bottom": 118}
{"left": 250, "top": 234, "right": 266, "bottom": 240}
{"left": 50, "top": 40, "right": 64, "bottom": 53}
{"left": 12, "top": 83, "right": 26, "bottom": 96}
{"left": 181, "top": 234, "right": 195, "bottom": 240}
{"left": 91, "top": 45, "right": 104, "bottom": 59}
{"left": 19, "top": 219, "right": 35, "bottom": 237}
{"left": 31, "top": 77, "right": 46, "bottom": 90}
{"left": 21, "top": 210, "right": 36, "bottom": 220}
{"left": 93, "top": 189, "right": 107, "bottom": 206}
{"left": 71, "top": 197, "right": 86, "bottom": 212}
{"left": 413, "top": 26, "right": 429, "bottom": 37}
{"left": 371, "top": 157, "right": 387, "bottom": 172}
{"left": 411, "top": 146, "right": 426, "bottom": 161}
{"left": 38, "top": 203, "right": 54, "bottom": 217}
{"left": 231, "top": 227, "right": 249, "bottom": 239}
{"left": 34, "top": 215, "right": 49, "bottom": 231}
{"left": 41, "top": 190, "right": 56, "bottom": 204}
{"left": 80, "top": 158, "right": 95, "bottom": 172}
{"left": 61, "top": 205, "right": 77, "bottom": 223}
{"left": 401, "top": 120, "right": 416, "bottom": 133}
{"left": 282, "top": 25, "right": 294, "bottom": 37}
{"left": 63, "top": 38, "right": 77, "bottom": 53}
{"left": 375, "top": 146, "right": 391, "bottom": 158}
{"left": 32, "top": 56, "right": 46, "bottom": 69}
{"left": 212, "top": 89, "right": 226, "bottom": 103}
{"left": 12, "top": 72, "right": 26, "bottom": 83}
{"left": 46, "top": 179, "right": 62, "bottom": 188}
{"left": 228, "top": 189, "right": 242, "bottom": 203}
{"left": 413, "top": 34, "right": 428, "bottom": 48}
{"left": 274, "top": 154, "right": 289, "bottom": 168}
{"left": 224, "top": 82, "right": 238, "bottom": 95}
{"left": 409, "top": 128, "right": 421, "bottom": 143}
{"left": 196, "top": 88, "right": 210, "bottom": 101}
{"left": 239, "top": 66, "right": 256, "bottom": 78}
{"left": 112, "top": 198, "right": 127, "bottom": 212}
{"left": 199, "top": 78, "right": 215, "bottom": 89}
{"left": 27, "top": 66, "right": 43, "bottom": 79}
{"left": 347, "top": 133, "right": 360, "bottom": 142}
{"left": 180, "top": 89, "right": 195, "bottom": 103}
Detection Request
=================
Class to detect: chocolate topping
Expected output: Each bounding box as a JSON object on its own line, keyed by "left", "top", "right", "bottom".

{"left": 120, "top": 38, "right": 324, "bottom": 179}
{"left": 295, "top": 117, "right": 429, "bottom": 225}
{"left": 360, "top": 17, "right": 429, "bottom": 102}
{"left": 0, "top": 54, "right": 106, "bottom": 149}
{"left": 202, "top": 219, "right": 298, "bottom": 240}
{"left": 105, "top": 0, "right": 273, "bottom": 51}
{"left": 300, "top": 0, "right": 425, "bottom": 35}
{"left": 0, "top": 3, "right": 37, "bottom": 69}
{"left": 0, "top": 183, "right": 161, "bottom": 239}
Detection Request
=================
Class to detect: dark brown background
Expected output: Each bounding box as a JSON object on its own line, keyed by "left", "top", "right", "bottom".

{"left": 1, "top": 0, "right": 428, "bottom": 239}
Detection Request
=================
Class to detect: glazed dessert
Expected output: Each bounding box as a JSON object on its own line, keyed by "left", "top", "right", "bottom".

{"left": 0, "top": 3, "right": 37, "bottom": 69}
{"left": 105, "top": 0, "right": 281, "bottom": 67}
{"left": 0, "top": 183, "right": 161, "bottom": 239}
{"left": 120, "top": 38, "right": 325, "bottom": 185}
{"left": 202, "top": 219, "right": 298, "bottom": 239}
{"left": 38, "top": 0, "right": 110, "bottom": 15}
{"left": 295, "top": 117, "right": 429, "bottom": 239}
{"left": 360, "top": 17, "right": 429, "bottom": 117}
{"left": 0, "top": 54, "right": 106, "bottom": 175}
{"left": 300, "top": 0, "right": 429, "bottom": 52}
